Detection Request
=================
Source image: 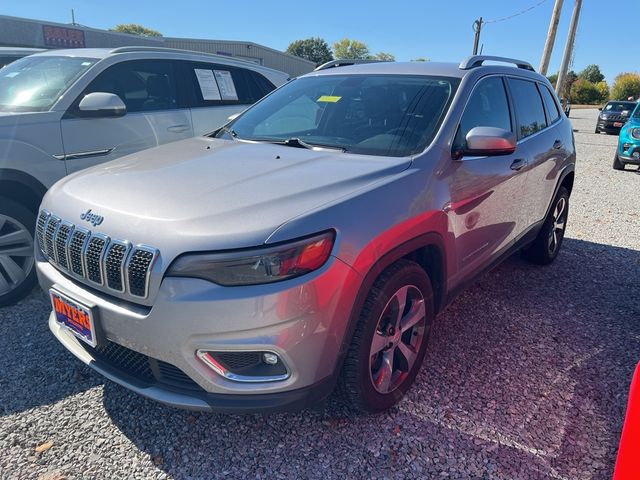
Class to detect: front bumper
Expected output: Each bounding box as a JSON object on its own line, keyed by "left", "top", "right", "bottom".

{"left": 38, "top": 253, "right": 362, "bottom": 412}
{"left": 597, "top": 119, "right": 626, "bottom": 133}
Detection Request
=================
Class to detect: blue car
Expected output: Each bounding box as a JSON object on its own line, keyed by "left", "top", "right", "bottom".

{"left": 614, "top": 102, "right": 640, "bottom": 170}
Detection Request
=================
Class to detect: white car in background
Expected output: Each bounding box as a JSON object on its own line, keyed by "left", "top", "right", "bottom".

{"left": 0, "top": 46, "right": 288, "bottom": 306}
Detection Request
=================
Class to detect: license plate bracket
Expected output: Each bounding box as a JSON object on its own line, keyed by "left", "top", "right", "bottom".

{"left": 50, "top": 289, "right": 101, "bottom": 347}
{"left": 614, "top": 122, "right": 624, "bottom": 127}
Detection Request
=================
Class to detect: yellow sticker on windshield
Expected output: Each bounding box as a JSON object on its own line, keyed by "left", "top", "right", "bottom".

{"left": 317, "top": 95, "right": 341, "bottom": 103}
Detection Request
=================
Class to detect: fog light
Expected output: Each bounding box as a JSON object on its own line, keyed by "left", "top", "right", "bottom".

{"left": 263, "top": 353, "right": 279, "bottom": 365}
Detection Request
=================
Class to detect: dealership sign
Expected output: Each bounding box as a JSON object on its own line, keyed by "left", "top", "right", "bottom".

{"left": 43, "top": 25, "right": 85, "bottom": 48}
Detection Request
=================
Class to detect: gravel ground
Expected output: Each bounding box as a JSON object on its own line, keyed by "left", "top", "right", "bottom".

{"left": 1, "top": 108, "right": 638, "bottom": 480}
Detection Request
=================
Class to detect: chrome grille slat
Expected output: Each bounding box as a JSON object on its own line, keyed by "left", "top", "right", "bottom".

{"left": 105, "top": 241, "right": 130, "bottom": 292}
{"left": 39, "top": 210, "right": 158, "bottom": 299}
{"left": 44, "top": 216, "right": 61, "bottom": 261}
{"left": 127, "top": 247, "right": 157, "bottom": 298}
{"left": 36, "top": 210, "right": 50, "bottom": 254}
{"left": 68, "top": 229, "right": 89, "bottom": 276}
{"left": 54, "top": 223, "right": 74, "bottom": 270}
{"left": 85, "top": 235, "right": 109, "bottom": 285}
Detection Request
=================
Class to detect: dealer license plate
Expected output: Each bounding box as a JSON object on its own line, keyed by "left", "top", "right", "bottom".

{"left": 50, "top": 289, "right": 98, "bottom": 347}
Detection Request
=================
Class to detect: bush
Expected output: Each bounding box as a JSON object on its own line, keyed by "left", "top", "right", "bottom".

{"left": 570, "top": 79, "right": 602, "bottom": 104}
{"left": 611, "top": 73, "right": 640, "bottom": 100}
{"left": 595, "top": 81, "right": 610, "bottom": 103}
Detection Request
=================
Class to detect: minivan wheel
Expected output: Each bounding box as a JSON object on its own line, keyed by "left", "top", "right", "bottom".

{"left": 523, "top": 187, "right": 569, "bottom": 265}
{"left": 0, "top": 197, "right": 37, "bottom": 307}
{"left": 613, "top": 152, "right": 625, "bottom": 170}
{"left": 338, "top": 259, "right": 434, "bottom": 413}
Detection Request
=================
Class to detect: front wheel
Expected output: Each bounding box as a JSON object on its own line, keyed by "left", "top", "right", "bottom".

{"left": 613, "top": 152, "right": 625, "bottom": 170}
{"left": 0, "top": 197, "right": 37, "bottom": 307}
{"left": 523, "top": 187, "right": 569, "bottom": 265}
{"left": 338, "top": 259, "right": 434, "bottom": 413}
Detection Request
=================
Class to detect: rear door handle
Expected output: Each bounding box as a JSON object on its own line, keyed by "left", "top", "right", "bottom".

{"left": 510, "top": 158, "right": 527, "bottom": 171}
{"left": 167, "top": 124, "right": 190, "bottom": 133}
{"left": 553, "top": 139, "right": 564, "bottom": 150}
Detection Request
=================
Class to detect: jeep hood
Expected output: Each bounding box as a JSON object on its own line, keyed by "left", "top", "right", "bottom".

{"left": 44, "top": 136, "right": 411, "bottom": 252}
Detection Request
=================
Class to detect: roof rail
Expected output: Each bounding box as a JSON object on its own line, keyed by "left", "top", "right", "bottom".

{"left": 110, "top": 46, "right": 206, "bottom": 55}
{"left": 459, "top": 55, "right": 534, "bottom": 71}
{"left": 314, "top": 59, "right": 386, "bottom": 71}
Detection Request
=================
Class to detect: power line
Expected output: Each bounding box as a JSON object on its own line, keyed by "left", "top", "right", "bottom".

{"left": 484, "top": 0, "right": 549, "bottom": 24}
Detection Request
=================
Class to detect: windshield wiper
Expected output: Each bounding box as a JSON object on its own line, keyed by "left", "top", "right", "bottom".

{"left": 210, "top": 125, "right": 239, "bottom": 140}
{"left": 279, "top": 137, "right": 346, "bottom": 152}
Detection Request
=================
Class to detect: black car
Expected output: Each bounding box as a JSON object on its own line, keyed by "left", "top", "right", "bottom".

{"left": 595, "top": 101, "right": 637, "bottom": 134}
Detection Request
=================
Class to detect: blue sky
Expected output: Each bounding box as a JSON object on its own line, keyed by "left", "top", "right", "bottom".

{"left": 1, "top": 1, "right": 632, "bottom": 82}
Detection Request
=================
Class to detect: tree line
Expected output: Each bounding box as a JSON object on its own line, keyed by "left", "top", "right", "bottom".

{"left": 549, "top": 64, "right": 640, "bottom": 104}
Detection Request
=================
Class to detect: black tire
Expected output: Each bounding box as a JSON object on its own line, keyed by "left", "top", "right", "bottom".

{"left": 0, "top": 196, "right": 37, "bottom": 307}
{"left": 523, "top": 187, "right": 569, "bottom": 265}
{"left": 594, "top": 128, "right": 600, "bottom": 134}
{"left": 613, "top": 152, "right": 625, "bottom": 171}
{"left": 338, "top": 259, "right": 434, "bottom": 413}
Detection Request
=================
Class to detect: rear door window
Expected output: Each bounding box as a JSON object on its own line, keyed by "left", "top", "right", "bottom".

{"left": 508, "top": 78, "right": 547, "bottom": 139}
{"left": 83, "top": 59, "right": 179, "bottom": 112}
{"left": 183, "top": 61, "right": 276, "bottom": 107}
{"left": 454, "top": 76, "right": 512, "bottom": 151}
{"left": 539, "top": 84, "right": 560, "bottom": 124}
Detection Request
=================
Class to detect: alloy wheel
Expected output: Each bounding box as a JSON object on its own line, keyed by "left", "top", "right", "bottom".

{"left": 0, "top": 214, "right": 34, "bottom": 296}
{"left": 369, "top": 285, "right": 427, "bottom": 394}
{"left": 548, "top": 197, "right": 567, "bottom": 254}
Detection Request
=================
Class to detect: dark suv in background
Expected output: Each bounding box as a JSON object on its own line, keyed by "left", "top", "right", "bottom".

{"left": 596, "top": 100, "right": 637, "bottom": 134}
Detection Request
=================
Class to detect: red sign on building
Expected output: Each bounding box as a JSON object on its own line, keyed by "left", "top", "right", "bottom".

{"left": 42, "top": 25, "right": 85, "bottom": 48}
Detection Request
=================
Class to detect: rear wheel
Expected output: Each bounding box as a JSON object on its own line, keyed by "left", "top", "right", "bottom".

{"left": 339, "top": 259, "right": 434, "bottom": 413}
{"left": 0, "top": 197, "right": 37, "bottom": 307}
{"left": 613, "top": 152, "right": 625, "bottom": 171}
{"left": 523, "top": 187, "right": 569, "bottom": 265}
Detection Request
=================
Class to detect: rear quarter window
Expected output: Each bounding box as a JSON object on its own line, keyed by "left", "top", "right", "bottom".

{"left": 539, "top": 84, "right": 560, "bottom": 124}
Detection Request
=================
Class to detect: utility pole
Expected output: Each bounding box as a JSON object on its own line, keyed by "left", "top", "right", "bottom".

{"left": 539, "top": 0, "right": 564, "bottom": 75}
{"left": 472, "top": 17, "right": 483, "bottom": 55}
{"left": 71, "top": 9, "right": 76, "bottom": 25}
{"left": 555, "top": 0, "right": 582, "bottom": 98}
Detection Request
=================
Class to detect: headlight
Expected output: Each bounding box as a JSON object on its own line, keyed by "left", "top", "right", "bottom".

{"left": 632, "top": 128, "right": 640, "bottom": 139}
{"left": 166, "top": 231, "right": 335, "bottom": 286}
{"left": 600, "top": 113, "right": 608, "bottom": 119}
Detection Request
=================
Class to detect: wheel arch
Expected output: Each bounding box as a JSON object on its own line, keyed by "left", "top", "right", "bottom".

{"left": 0, "top": 169, "right": 47, "bottom": 214}
{"left": 333, "top": 232, "right": 447, "bottom": 379}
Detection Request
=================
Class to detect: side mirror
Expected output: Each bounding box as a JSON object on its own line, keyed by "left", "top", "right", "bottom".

{"left": 78, "top": 92, "right": 126, "bottom": 118}
{"left": 598, "top": 107, "right": 603, "bottom": 111}
{"left": 455, "top": 126, "right": 517, "bottom": 159}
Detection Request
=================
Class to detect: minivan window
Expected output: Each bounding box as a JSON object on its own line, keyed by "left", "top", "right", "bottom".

{"left": 223, "top": 74, "right": 458, "bottom": 157}
{"left": 539, "top": 84, "right": 560, "bottom": 124}
{"left": 453, "top": 76, "right": 511, "bottom": 151}
{"left": 0, "top": 55, "right": 97, "bottom": 112}
{"left": 84, "top": 60, "right": 178, "bottom": 113}
{"left": 508, "top": 78, "right": 547, "bottom": 139}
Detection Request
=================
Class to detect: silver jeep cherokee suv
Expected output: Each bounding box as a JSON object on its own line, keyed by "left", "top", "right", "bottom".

{"left": 36, "top": 56, "right": 576, "bottom": 413}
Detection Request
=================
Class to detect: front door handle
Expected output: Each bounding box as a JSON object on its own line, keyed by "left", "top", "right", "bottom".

{"left": 553, "top": 139, "right": 564, "bottom": 150}
{"left": 510, "top": 158, "right": 527, "bottom": 171}
{"left": 167, "top": 124, "right": 190, "bottom": 133}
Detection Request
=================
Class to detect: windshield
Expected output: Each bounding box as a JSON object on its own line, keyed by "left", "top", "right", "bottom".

{"left": 221, "top": 74, "right": 458, "bottom": 157}
{"left": 604, "top": 102, "right": 636, "bottom": 113}
{"left": 0, "top": 55, "right": 98, "bottom": 112}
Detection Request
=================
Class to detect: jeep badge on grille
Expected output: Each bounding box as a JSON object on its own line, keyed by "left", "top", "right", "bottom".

{"left": 80, "top": 209, "right": 104, "bottom": 227}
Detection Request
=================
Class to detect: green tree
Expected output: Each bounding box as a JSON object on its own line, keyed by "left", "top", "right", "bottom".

{"left": 611, "top": 72, "right": 640, "bottom": 100}
{"left": 286, "top": 37, "right": 333, "bottom": 66}
{"left": 570, "top": 79, "right": 601, "bottom": 104}
{"left": 579, "top": 64, "right": 605, "bottom": 84}
{"left": 411, "top": 57, "right": 431, "bottom": 62}
{"left": 373, "top": 52, "right": 395, "bottom": 61}
{"left": 113, "top": 24, "right": 162, "bottom": 37}
{"left": 547, "top": 73, "right": 558, "bottom": 88}
{"left": 333, "top": 38, "right": 370, "bottom": 59}
{"left": 595, "top": 81, "right": 610, "bottom": 103}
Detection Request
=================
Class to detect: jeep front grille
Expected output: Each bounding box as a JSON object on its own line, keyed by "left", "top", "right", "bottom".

{"left": 37, "top": 209, "right": 158, "bottom": 298}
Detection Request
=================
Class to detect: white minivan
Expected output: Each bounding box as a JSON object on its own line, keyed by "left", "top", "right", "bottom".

{"left": 0, "top": 46, "right": 289, "bottom": 306}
